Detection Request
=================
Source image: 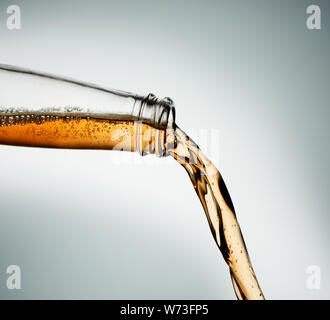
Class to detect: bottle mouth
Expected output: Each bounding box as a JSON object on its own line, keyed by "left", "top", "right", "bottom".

{"left": 134, "top": 93, "right": 176, "bottom": 157}
{"left": 136, "top": 93, "right": 175, "bottom": 129}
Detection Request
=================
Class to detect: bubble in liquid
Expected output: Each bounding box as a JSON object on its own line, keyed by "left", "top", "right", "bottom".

{"left": 7, "top": 116, "right": 14, "bottom": 126}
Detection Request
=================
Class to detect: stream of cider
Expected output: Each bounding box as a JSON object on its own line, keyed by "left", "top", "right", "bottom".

{"left": 165, "top": 127, "right": 264, "bottom": 300}
{"left": 0, "top": 112, "right": 264, "bottom": 299}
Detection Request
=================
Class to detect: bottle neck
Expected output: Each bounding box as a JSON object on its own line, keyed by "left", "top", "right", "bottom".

{"left": 133, "top": 93, "right": 176, "bottom": 157}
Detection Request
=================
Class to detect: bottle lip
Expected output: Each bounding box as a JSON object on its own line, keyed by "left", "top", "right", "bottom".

{"left": 135, "top": 93, "right": 176, "bottom": 129}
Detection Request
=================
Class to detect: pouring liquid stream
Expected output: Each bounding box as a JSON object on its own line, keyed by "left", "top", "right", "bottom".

{"left": 166, "top": 127, "right": 264, "bottom": 300}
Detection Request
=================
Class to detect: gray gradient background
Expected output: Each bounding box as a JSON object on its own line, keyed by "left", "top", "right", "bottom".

{"left": 0, "top": 0, "right": 329, "bottom": 299}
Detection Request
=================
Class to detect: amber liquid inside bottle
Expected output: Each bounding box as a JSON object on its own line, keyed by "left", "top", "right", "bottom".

{"left": 0, "top": 112, "right": 165, "bottom": 154}
{"left": 0, "top": 111, "right": 264, "bottom": 300}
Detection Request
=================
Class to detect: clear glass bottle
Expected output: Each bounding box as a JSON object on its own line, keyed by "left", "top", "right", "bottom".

{"left": 0, "top": 64, "right": 175, "bottom": 156}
